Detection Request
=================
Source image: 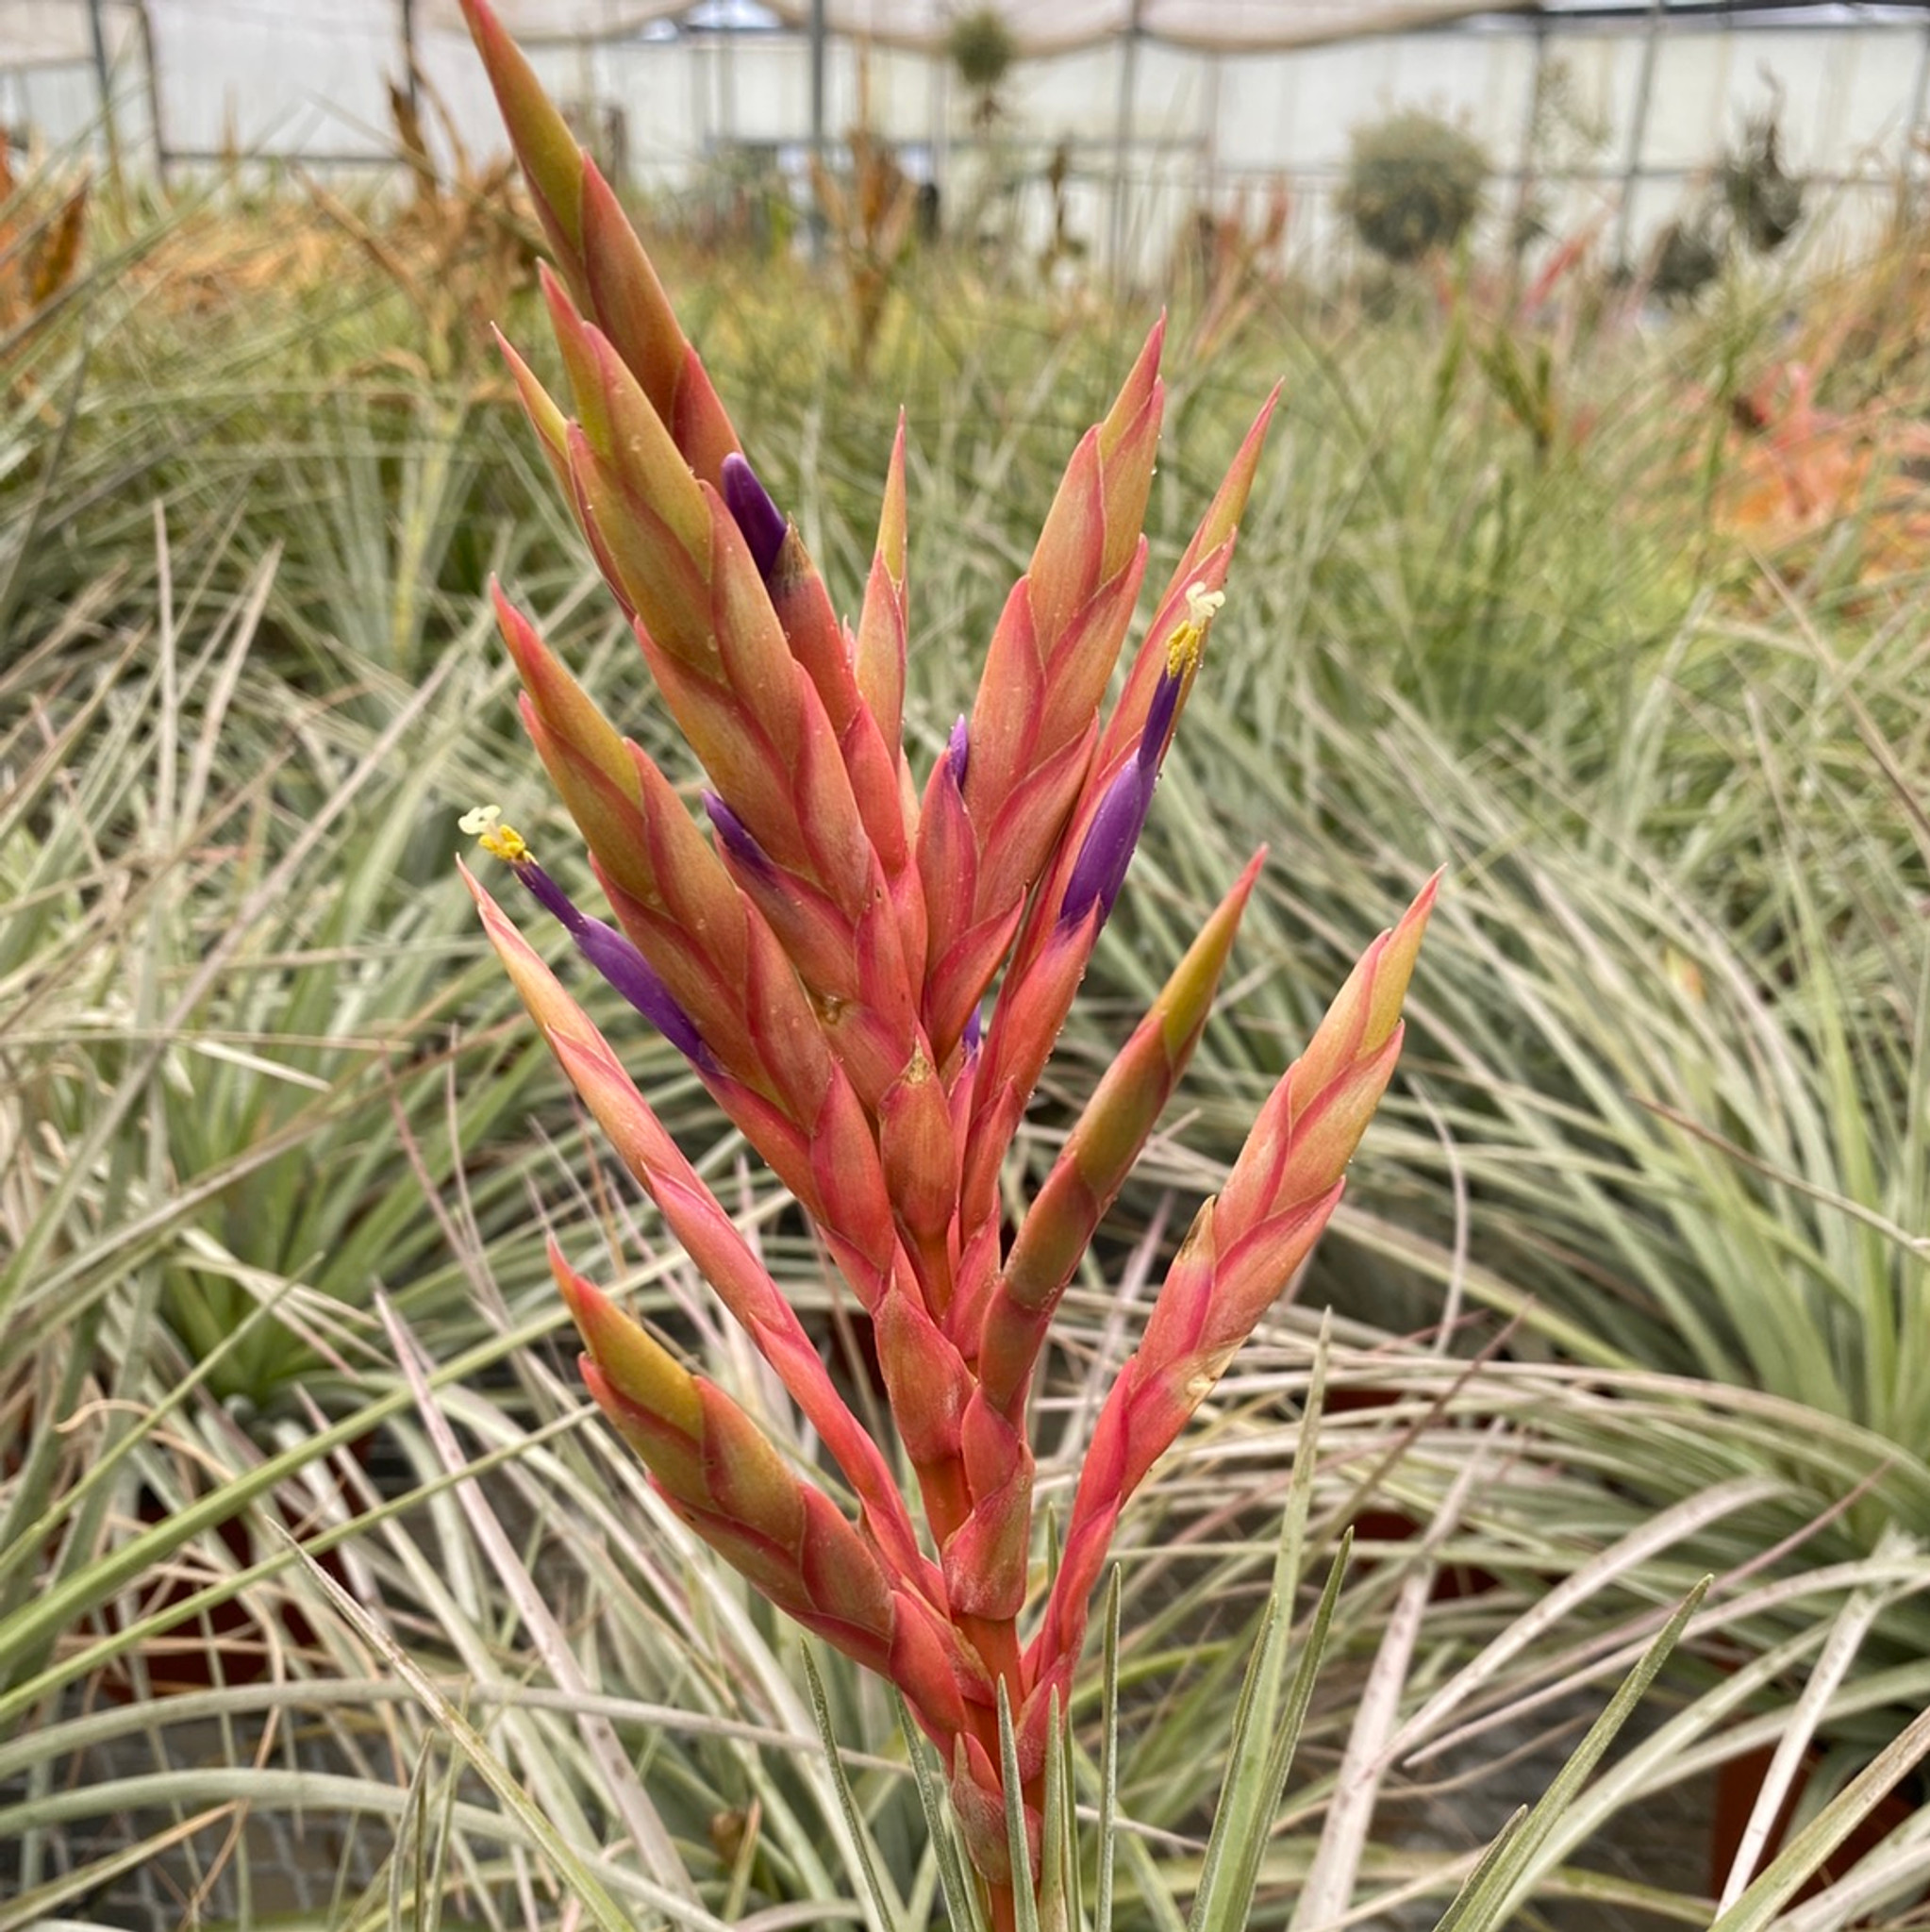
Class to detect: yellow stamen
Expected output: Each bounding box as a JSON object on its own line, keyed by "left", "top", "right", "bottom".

{"left": 459, "top": 803, "right": 532, "bottom": 865}
{"left": 1164, "top": 584, "right": 1224, "bottom": 678}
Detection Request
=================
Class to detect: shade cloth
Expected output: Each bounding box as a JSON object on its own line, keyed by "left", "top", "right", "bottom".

{"left": 410, "top": 0, "right": 1532, "bottom": 53}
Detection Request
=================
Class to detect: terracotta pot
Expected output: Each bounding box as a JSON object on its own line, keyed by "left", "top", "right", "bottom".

{"left": 1710, "top": 1740, "right": 1921, "bottom": 1908}
{"left": 1326, "top": 1384, "right": 1503, "bottom": 1601}
{"left": 87, "top": 1437, "right": 378, "bottom": 1698}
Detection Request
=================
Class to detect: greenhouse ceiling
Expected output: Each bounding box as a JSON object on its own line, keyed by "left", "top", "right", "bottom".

{"left": 409, "top": 0, "right": 1926, "bottom": 52}
{"left": 418, "top": 0, "right": 1529, "bottom": 55}
{"left": 5, "top": 0, "right": 1920, "bottom": 72}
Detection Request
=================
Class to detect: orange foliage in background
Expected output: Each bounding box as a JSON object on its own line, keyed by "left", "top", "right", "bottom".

{"left": 1715, "top": 359, "right": 1930, "bottom": 575}
{"left": 0, "top": 134, "right": 90, "bottom": 342}
{"left": 1708, "top": 203, "right": 1930, "bottom": 583}
{"left": 809, "top": 125, "right": 918, "bottom": 376}
{"left": 121, "top": 73, "right": 539, "bottom": 389}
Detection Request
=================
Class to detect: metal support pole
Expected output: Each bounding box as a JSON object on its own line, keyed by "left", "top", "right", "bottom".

{"left": 1201, "top": 51, "right": 1222, "bottom": 208}
{"left": 85, "top": 0, "right": 120, "bottom": 173}
{"left": 700, "top": 27, "right": 715, "bottom": 153}
{"left": 930, "top": 37, "right": 949, "bottom": 214}
{"left": 138, "top": 0, "right": 169, "bottom": 183}
{"left": 808, "top": 0, "right": 827, "bottom": 258}
{"left": 809, "top": 0, "right": 826, "bottom": 161}
{"left": 1611, "top": 0, "right": 1666, "bottom": 270}
{"left": 1109, "top": 0, "right": 1144, "bottom": 287}
{"left": 1905, "top": 13, "right": 1930, "bottom": 184}
{"left": 1510, "top": 13, "right": 1548, "bottom": 261}
{"left": 578, "top": 34, "right": 595, "bottom": 158}
{"left": 400, "top": 0, "right": 420, "bottom": 116}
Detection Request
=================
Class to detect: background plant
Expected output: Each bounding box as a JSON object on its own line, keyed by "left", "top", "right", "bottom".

{"left": 1722, "top": 97, "right": 1806, "bottom": 257}
{"left": 1339, "top": 109, "right": 1489, "bottom": 267}
{"left": 949, "top": 7, "right": 1021, "bottom": 135}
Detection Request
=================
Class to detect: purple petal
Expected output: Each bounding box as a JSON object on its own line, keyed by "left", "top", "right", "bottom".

{"left": 507, "top": 858, "right": 710, "bottom": 1069}
{"left": 721, "top": 451, "right": 789, "bottom": 581}
{"left": 1057, "top": 762, "right": 1153, "bottom": 933}
{"left": 703, "top": 790, "right": 776, "bottom": 879}
{"left": 513, "top": 855, "right": 577, "bottom": 930}
{"left": 574, "top": 916, "right": 714, "bottom": 1070}
{"left": 1138, "top": 654, "right": 1186, "bottom": 776}
{"left": 963, "top": 1000, "right": 986, "bottom": 1060}
{"left": 946, "top": 715, "right": 970, "bottom": 789}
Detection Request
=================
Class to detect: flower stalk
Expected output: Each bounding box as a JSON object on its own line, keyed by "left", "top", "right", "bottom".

{"left": 453, "top": 2, "right": 1435, "bottom": 1915}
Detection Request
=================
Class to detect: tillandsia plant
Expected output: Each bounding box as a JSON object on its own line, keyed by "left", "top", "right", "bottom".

{"left": 452, "top": 2, "right": 1433, "bottom": 1920}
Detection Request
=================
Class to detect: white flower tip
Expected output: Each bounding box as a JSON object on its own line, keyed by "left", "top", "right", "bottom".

{"left": 1185, "top": 583, "right": 1226, "bottom": 627}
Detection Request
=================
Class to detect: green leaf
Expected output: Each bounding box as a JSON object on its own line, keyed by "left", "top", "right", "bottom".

{"left": 898, "top": 1694, "right": 986, "bottom": 1932}
{"left": 1096, "top": 1569, "right": 1123, "bottom": 1932}
{"left": 1188, "top": 1331, "right": 1333, "bottom": 1932}
{"left": 286, "top": 1530, "right": 722, "bottom": 1932}
{"left": 1432, "top": 1578, "right": 1710, "bottom": 1931}
{"left": 803, "top": 1643, "right": 906, "bottom": 1932}
{"left": 999, "top": 1676, "right": 1042, "bottom": 1932}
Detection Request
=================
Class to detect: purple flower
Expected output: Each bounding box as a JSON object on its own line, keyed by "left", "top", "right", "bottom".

{"left": 703, "top": 791, "right": 775, "bottom": 880}
{"left": 569, "top": 914, "right": 714, "bottom": 1071}
{"left": 1139, "top": 648, "right": 1184, "bottom": 775}
{"left": 721, "top": 452, "right": 789, "bottom": 581}
{"left": 1057, "top": 760, "right": 1152, "bottom": 933}
{"left": 1057, "top": 586, "right": 1217, "bottom": 935}
{"left": 465, "top": 810, "right": 710, "bottom": 1069}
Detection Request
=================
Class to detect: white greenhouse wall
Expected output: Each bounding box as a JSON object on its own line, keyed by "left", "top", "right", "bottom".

{"left": 4, "top": 4, "right": 1926, "bottom": 276}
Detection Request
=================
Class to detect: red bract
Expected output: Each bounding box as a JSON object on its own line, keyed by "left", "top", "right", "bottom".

{"left": 455, "top": 4, "right": 1435, "bottom": 1919}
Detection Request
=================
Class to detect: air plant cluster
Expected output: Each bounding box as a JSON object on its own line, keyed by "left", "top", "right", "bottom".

{"left": 453, "top": 2, "right": 1432, "bottom": 1921}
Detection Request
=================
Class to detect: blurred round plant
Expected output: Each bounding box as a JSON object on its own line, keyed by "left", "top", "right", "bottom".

{"left": 1340, "top": 108, "right": 1489, "bottom": 265}
{"left": 949, "top": 7, "right": 1018, "bottom": 92}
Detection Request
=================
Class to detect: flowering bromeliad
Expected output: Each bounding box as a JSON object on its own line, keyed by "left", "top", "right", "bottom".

{"left": 454, "top": 2, "right": 1434, "bottom": 1920}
